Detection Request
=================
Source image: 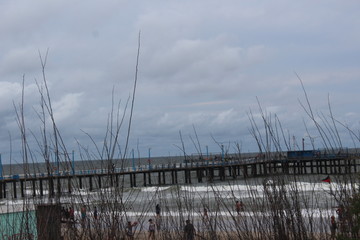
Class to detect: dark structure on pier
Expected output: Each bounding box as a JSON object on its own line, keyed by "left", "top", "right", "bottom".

{"left": 0, "top": 151, "right": 359, "bottom": 199}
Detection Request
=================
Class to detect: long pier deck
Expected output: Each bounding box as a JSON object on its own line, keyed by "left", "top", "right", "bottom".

{"left": 0, "top": 154, "right": 359, "bottom": 199}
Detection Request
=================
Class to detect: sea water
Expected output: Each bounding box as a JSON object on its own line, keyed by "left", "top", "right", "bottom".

{"left": 0, "top": 210, "right": 37, "bottom": 239}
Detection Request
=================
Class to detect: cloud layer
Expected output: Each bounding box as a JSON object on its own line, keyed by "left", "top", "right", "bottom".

{"left": 1, "top": 0, "right": 360, "bottom": 163}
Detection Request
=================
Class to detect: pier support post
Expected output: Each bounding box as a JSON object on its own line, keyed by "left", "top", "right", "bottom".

{"left": 171, "top": 171, "right": 175, "bottom": 184}
{"left": 228, "top": 167, "right": 232, "bottom": 177}
{"left": 68, "top": 177, "right": 72, "bottom": 193}
{"left": 349, "top": 159, "right": 353, "bottom": 173}
{"left": 40, "top": 179, "right": 44, "bottom": 196}
{"left": 158, "top": 172, "right": 161, "bottom": 185}
{"left": 296, "top": 161, "right": 301, "bottom": 175}
{"left": 188, "top": 170, "right": 192, "bottom": 184}
{"left": 310, "top": 161, "right": 314, "bottom": 174}
{"left": 130, "top": 173, "right": 133, "bottom": 187}
{"left": 324, "top": 160, "right": 328, "bottom": 174}
{"left": 345, "top": 159, "right": 351, "bottom": 174}
{"left": 208, "top": 168, "right": 214, "bottom": 182}
{"left": 133, "top": 173, "right": 137, "bottom": 187}
{"left": 320, "top": 160, "right": 324, "bottom": 174}
{"left": 329, "top": 160, "right": 334, "bottom": 174}
{"left": 303, "top": 161, "right": 307, "bottom": 174}
{"left": 339, "top": 159, "right": 343, "bottom": 174}
{"left": 56, "top": 178, "right": 61, "bottom": 195}
{"left": 110, "top": 174, "right": 114, "bottom": 187}
{"left": 338, "top": 159, "right": 346, "bottom": 174}
{"left": 89, "top": 176, "right": 93, "bottom": 191}
{"left": 316, "top": 160, "right": 322, "bottom": 174}
{"left": 78, "top": 176, "right": 83, "bottom": 189}
{"left": 115, "top": 174, "right": 119, "bottom": 187}
{"left": 148, "top": 173, "right": 152, "bottom": 185}
{"left": 232, "top": 166, "right": 237, "bottom": 179}
{"left": 197, "top": 169, "right": 203, "bottom": 183}
{"left": 143, "top": 173, "right": 147, "bottom": 186}
{"left": 353, "top": 158, "right": 357, "bottom": 172}
{"left": 334, "top": 159, "right": 339, "bottom": 174}
{"left": 13, "top": 181, "right": 17, "bottom": 199}
{"left": 243, "top": 165, "right": 248, "bottom": 178}
{"left": 251, "top": 164, "right": 257, "bottom": 177}
{"left": 49, "top": 178, "right": 55, "bottom": 197}
{"left": 162, "top": 172, "right": 166, "bottom": 185}
{"left": 219, "top": 167, "right": 225, "bottom": 181}
{"left": 290, "top": 161, "right": 295, "bottom": 174}
{"left": 272, "top": 161, "right": 276, "bottom": 173}
{"left": 263, "top": 162, "right": 267, "bottom": 175}
{"left": 184, "top": 170, "right": 192, "bottom": 184}
{"left": 298, "top": 161, "right": 303, "bottom": 174}
{"left": 33, "top": 179, "right": 37, "bottom": 197}
{"left": 292, "top": 161, "right": 297, "bottom": 174}
{"left": 281, "top": 162, "right": 289, "bottom": 174}
{"left": 20, "top": 180, "right": 25, "bottom": 198}
{"left": 98, "top": 175, "right": 102, "bottom": 189}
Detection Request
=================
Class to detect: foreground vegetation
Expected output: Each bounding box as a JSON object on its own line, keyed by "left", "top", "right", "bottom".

{"left": 1, "top": 47, "right": 360, "bottom": 239}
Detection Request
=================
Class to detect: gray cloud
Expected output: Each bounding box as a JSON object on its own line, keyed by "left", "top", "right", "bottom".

{"left": 1, "top": 0, "right": 360, "bottom": 163}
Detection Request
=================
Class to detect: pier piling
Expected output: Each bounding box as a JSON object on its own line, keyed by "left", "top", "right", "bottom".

{"left": 0, "top": 155, "right": 359, "bottom": 200}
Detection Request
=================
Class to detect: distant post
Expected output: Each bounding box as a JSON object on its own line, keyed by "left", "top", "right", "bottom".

{"left": 148, "top": 148, "right": 152, "bottom": 170}
{"left": 132, "top": 149, "right": 136, "bottom": 171}
{"left": 302, "top": 138, "right": 305, "bottom": 151}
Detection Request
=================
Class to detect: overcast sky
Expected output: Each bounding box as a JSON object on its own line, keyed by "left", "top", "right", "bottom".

{"left": 1, "top": 0, "right": 360, "bottom": 164}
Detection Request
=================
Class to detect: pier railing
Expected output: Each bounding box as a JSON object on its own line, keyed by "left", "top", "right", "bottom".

{"left": 0, "top": 152, "right": 358, "bottom": 181}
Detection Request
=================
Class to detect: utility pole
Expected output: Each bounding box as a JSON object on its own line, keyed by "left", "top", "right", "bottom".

{"left": 302, "top": 138, "right": 305, "bottom": 151}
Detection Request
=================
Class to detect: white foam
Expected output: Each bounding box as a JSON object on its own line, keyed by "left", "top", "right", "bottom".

{"left": 141, "top": 186, "right": 171, "bottom": 192}
{"left": 88, "top": 207, "right": 338, "bottom": 219}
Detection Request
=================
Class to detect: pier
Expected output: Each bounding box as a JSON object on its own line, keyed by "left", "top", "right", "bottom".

{"left": 0, "top": 152, "right": 359, "bottom": 199}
